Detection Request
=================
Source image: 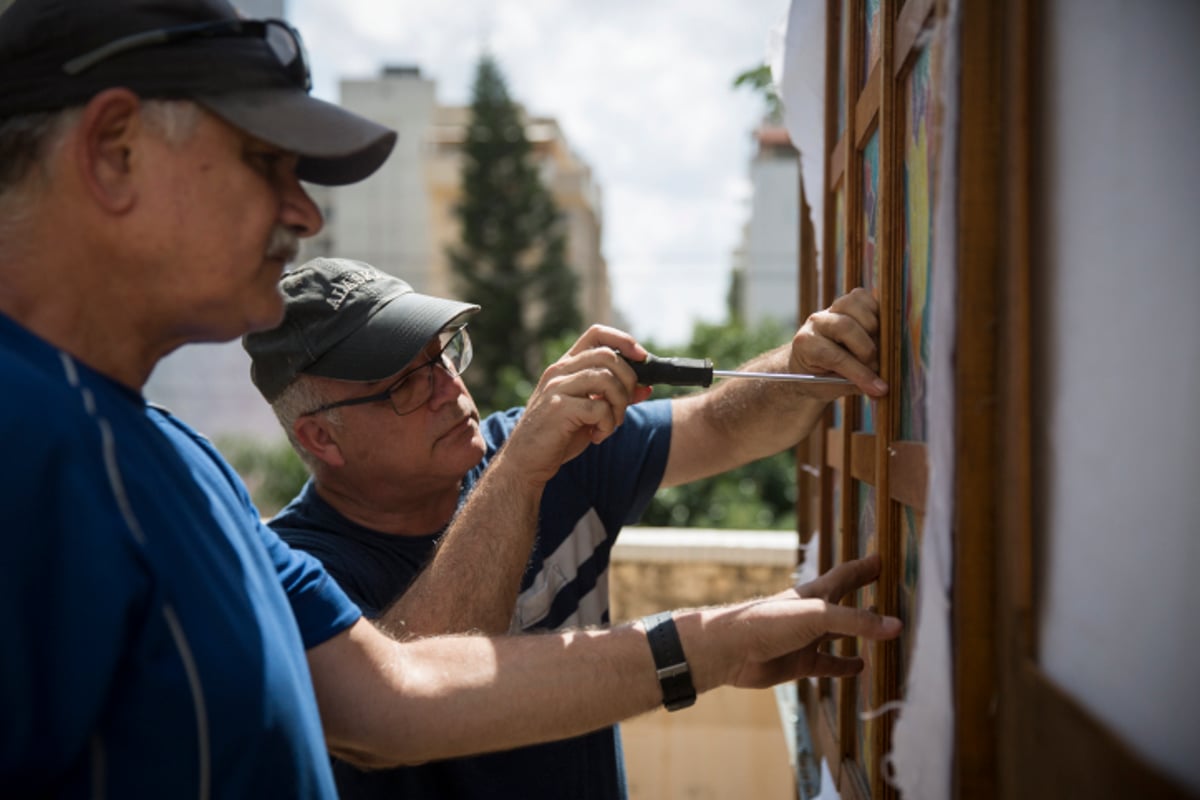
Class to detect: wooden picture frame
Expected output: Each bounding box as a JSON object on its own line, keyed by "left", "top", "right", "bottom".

{"left": 798, "top": 0, "right": 941, "bottom": 797}
{"left": 796, "top": 1, "right": 1196, "bottom": 798}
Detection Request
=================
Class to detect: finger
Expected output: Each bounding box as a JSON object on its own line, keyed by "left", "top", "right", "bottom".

{"left": 564, "top": 324, "right": 647, "bottom": 362}
{"left": 795, "top": 554, "right": 882, "bottom": 601}
{"left": 792, "top": 330, "right": 886, "bottom": 397}
{"left": 736, "top": 647, "right": 864, "bottom": 688}
{"left": 802, "top": 308, "right": 879, "bottom": 369}
{"left": 803, "top": 651, "right": 866, "bottom": 678}
{"left": 827, "top": 287, "right": 881, "bottom": 333}
{"left": 519, "top": 395, "right": 614, "bottom": 445}
{"left": 820, "top": 602, "right": 902, "bottom": 642}
{"left": 548, "top": 347, "right": 642, "bottom": 400}
{"left": 540, "top": 350, "right": 635, "bottom": 395}
{"left": 819, "top": 313, "right": 879, "bottom": 368}
{"left": 546, "top": 367, "right": 635, "bottom": 428}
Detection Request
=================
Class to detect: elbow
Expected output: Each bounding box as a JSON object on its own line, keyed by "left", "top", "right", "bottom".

{"left": 328, "top": 743, "right": 429, "bottom": 769}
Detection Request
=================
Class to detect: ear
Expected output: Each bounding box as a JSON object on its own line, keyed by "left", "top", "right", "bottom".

{"left": 72, "top": 88, "right": 145, "bottom": 214}
{"left": 293, "top": 414, "right": 347, "bottom": 468}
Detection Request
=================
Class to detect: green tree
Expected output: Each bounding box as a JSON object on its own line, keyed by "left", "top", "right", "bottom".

{"left": 447, "top": 54, "right": 581, "bottom": 403}
{"left": 637, "top": 316, "right": 799, "bottom": 530}
{"left": 217, "top": 435, "right": 308, "bottom": 518}
{"left": 733, "top": 63, "right": 783, "bottom": 124}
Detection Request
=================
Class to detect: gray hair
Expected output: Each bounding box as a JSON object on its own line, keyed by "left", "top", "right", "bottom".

{"left": 0, "top": 100, "right": 202, "bottom": 234}
{"left": 271, "top": 375, "right": 345, "bottom": 471}
{"left": 141, "top": 100, "right": 202, "bottom": 146}
{"left": 0, "top": 109, "right": 81, "bottom": 228}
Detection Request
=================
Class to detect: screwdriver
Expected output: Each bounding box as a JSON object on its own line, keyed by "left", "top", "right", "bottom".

{"left": 621, "top": 353, "right": 852, "bottom": 388}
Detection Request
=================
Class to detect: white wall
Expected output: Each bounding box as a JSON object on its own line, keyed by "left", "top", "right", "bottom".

{"left": 743, "top": 153, "right": 800, "bottom": 329}
{"left": 144, "top": 341, "right": 282, "bottom": 443}
{"left": 231, "top": 0, "right": 284, "bottom": 18}
{"left": 1035, "top": 0, "right": 1200, "bottom": 791}
{"left": 334, "top": 71, "right": 437, "bottom": 289}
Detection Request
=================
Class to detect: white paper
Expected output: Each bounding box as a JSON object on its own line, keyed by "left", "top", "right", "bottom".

{"left": 886, "top": 4, "right": 961, "bottom": 799}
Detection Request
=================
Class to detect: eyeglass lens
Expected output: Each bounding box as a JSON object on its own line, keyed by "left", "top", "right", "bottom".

{"left": 388, "top": 329, "right": 470, "bottom": 416}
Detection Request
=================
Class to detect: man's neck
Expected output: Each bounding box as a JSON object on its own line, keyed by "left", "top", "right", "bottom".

{"left": 313, "top": 478, "right": 463, "bottom": 537}
{"left": 0, "top": 215, "right": 171, "bottom": 392}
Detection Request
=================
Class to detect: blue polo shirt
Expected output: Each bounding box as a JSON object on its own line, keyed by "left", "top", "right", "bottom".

{"left": 0, "top": 313, "right": 362, "bottom": 797}
{"left": 273, "top": 401, "right": 674, "bottom": 799}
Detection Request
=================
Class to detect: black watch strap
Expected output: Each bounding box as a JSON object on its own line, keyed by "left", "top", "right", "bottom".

{"left": 642, "top": 611, "right": 696, "bottom": 711}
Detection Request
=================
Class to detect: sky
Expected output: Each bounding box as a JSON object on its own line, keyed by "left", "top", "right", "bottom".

{"left": 288, "top": 0, "right": 791, "bottom": 346}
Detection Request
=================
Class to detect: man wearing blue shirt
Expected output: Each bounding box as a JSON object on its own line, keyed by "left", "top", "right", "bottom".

{"left": 244, "top": 257, "right": 887, "bottom": 799}
{"left": 0, "top": 0, "right": 900, "bottom": 795}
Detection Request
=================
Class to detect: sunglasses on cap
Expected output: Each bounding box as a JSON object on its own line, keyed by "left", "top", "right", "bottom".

{"left": 63, "top": 17, "right": 311, "bottom": 91}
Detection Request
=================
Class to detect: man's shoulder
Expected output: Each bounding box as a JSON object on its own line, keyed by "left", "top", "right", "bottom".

{"left": 270, "top": 503, "right": 438, "bottom": 617}
{"left": 269, "top": 493, "right": 438, "bottom": 565}
{"left": 480, "top": 407, "right": 525, "bottom": 440}
{"left": 269, "top": 494, "right": 343, "bottom": 553}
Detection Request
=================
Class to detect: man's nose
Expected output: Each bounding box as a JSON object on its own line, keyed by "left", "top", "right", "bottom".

{"left": 278, "top": 170, "right": 323, "bottom": 238}
{"left": 426, "top": 361, "right": 464, "bottom": 408}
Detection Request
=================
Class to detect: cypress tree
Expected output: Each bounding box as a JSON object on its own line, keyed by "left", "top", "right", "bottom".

{"left": 447, "top": 55, "right": 580, "bottom": 400}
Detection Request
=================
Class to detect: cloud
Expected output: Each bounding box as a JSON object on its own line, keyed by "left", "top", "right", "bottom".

{"left": 291, "top": 0, "right": 789, "bottom": 344}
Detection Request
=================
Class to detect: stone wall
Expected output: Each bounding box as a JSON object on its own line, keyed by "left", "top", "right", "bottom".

{"left": 610, "top": 528, "right": 802, "bottom": 800}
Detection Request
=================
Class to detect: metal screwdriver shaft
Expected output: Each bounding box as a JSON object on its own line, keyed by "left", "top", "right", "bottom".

{"left": 711, "top": 369, "right": 852, "bottom": 386}
{"left": 622, "top": 353, "right": 852, "bottom": 388}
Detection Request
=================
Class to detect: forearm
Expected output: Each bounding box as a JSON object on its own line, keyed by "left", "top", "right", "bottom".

{"left": 311, "top": 617, "right": 668, "bottom": 766}
{"left": 310, "top": 559, "right": 900, "bottom": 767}
{"left": 377, "top": 452, "right": 543, "bottom": 637}
{"left": 663, "top": 346, "right": 830, "bottom": 487}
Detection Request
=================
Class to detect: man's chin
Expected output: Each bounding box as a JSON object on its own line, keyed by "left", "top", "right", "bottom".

{"left": 245, "top": 305, "right": 285, "bottom": 334}
{"left": 243, "top": 285, "right": 287, "bottom": 334}
{"left": 441, "top": 420, "right": 487, "bottom": 464}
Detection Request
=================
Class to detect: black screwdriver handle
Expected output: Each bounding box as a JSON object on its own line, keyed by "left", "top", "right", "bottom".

{"left": 621, "top": 353, "right": 714, "bottom": 387}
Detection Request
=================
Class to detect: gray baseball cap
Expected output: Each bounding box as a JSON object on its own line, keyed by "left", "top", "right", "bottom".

{"left": 244, "top": 258, "right": 480, "bottom": 402}
{"left": 0, "top": 0, "right": 396, "bottom": 186}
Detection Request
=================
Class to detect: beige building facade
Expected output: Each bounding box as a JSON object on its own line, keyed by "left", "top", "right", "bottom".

{"left": 305, "top": 65, "right": 612, "bottom": 327}
{"left": 151, "top": 64, "right": 610, "bottom": 442}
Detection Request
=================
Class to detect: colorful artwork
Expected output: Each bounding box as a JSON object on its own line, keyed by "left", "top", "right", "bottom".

{"left": 833, "top": 188, "right": 846, "bottom": 429}
{"left": 898, "top": 504, "right": 924, "bottom": 688}
{"left": 862, "top": 0, "right": 882, "bottom": 87}
{"left": 835, "top": 472, "right": 844, "bottom": 566}
{"left": 901, "top": 47, "right": 934, "bottom": 442}
{"left": 838, "top": 0, "right": 849, "bottom": 137}
{"left": 830, "top": 472, "right": 844, "bottom": 731}
{"left": 860, "top": 132, "right": 880, "bottom": 434}
{"left": 855, "top": 482, "right": 878, "bottom": 773}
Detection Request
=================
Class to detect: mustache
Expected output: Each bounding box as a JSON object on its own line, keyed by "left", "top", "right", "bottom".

{"left": 266, "top": 226, "right": 300, "bottom": 265}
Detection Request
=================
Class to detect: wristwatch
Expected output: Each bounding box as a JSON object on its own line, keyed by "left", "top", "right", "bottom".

{"left": 641, "top": 611, "right": 696, "bottom": 711}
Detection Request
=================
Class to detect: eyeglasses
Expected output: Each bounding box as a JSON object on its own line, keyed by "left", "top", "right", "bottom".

{"left": 63, "top": 18, "right": 312, "bottom": 91}
{"left": 302, "top": 327, "right": 473, "bottom": 418}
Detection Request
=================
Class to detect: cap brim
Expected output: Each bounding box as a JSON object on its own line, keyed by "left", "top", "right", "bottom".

{"left": 197, "top": 89, "right": 397, "bottom": 186}
{"left": 305, "top": 293, "right": 480, "bottom": 384}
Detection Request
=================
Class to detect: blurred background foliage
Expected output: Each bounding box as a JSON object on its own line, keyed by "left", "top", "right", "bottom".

{"left": 632, "top": 316, "right": 797, "bottom": 531}
{"left": 218, "top": 434, "right": 308, "bottom": 518}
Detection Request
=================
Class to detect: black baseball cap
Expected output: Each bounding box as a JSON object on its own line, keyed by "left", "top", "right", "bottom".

{"left": 0, "top": 0, "right": 396, "bottom": 186}
{"left": 243, "top": 258, "right": 481, "bottom": 402}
